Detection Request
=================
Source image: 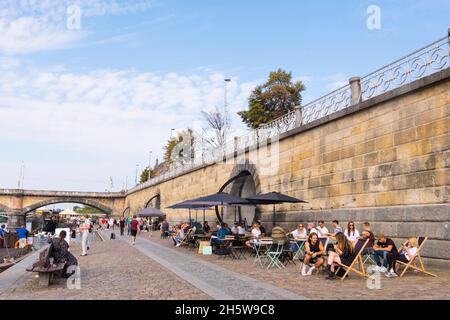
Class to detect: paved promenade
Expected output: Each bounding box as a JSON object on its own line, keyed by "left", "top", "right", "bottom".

{"left": 0, "top": 229, "right": 449, "bottom": 300}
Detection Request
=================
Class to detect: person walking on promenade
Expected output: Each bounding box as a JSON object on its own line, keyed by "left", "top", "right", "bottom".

{"left": 80, "top": 215, "right": 91, "bottom": 256}
{"left": 119, "top": 218, "right": 125, "bottom": 236}
{"left": 108, "top": 217, "right": 115, "bottom": 230}
{"left": 127, "top": 216, "right": 132, "bottom": 235}
{"left": 130, "top": 215, "right": 139, "bottom": 245}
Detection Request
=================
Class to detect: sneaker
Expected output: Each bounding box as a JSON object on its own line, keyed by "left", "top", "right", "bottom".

{"left": 175, "top": 243, "right": 181, "bottom": 247}
{"left": 385, "top": 271, "right": 398, "bottom": 278}
{"left": 380, "top": 266, "right": 388, "bottom": 273}
{"left": 132, "top": 241, "right": 135, "bottom": 246}
{"left": 301, "top": 264, "right": 309, "bottom": 276}
{"left": 307, "top": 266, "right": 316, "bottom": 276}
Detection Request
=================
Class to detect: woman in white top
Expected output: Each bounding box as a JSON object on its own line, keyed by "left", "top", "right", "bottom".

{"left": 344, "top": 221, "right": 360, "bottom": 243}
{"left": 386, "top": 237, "right": 418, "bottom": 278}
{"left": 245, "top": 223, "right": 261, "bottom": 248}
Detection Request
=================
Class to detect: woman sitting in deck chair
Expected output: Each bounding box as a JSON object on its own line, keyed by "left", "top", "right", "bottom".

{"left": 385, "top": 237, "right": 418, "bottom": 278}
{"left": 326, "top": 233, "right": 355, "bottom": 280}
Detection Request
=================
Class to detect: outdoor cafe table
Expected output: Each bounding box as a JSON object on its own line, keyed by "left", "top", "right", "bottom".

{"left": 252, "top": 238, "right": 273, "bottom": 268}
{"left": 290, "top": 238, "right": 307, "bottom": 260}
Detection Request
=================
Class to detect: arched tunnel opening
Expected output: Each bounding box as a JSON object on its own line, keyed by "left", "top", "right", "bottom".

{"left": 218, "top": 170, "right": 260, "bottom": 228}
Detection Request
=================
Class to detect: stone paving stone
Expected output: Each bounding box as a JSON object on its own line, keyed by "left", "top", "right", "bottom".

{"left": 0, "top": 237, "right": 210, "bottom": 300}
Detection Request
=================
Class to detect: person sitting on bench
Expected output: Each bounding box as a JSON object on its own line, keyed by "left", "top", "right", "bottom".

{"left": 49, "top": 230, "right": 78, "bottom": 278}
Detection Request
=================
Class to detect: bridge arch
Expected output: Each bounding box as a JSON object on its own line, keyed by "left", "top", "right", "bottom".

{"left": 22, "top": 198, "right": 113, "bottom": 216}
{"left": 0, "top": 203, "right": 10, "bottom": 212}
{"left": 145, "top": 192, "right": 161, "bottom": 209}
{"left": 219, "top": 161, "right": 261, "bottom": 226}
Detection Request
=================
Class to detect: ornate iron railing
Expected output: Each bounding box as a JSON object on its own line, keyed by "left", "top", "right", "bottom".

{"left": 361, "top": 36, "right": 449, "bottom": 100}
{"left": 302, "top": 84, "right": 352, "bottom": 124}
{"left": 128, "top": 34, "right": 450, "bottom": 194}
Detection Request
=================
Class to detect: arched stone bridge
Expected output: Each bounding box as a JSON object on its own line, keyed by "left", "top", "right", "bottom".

{"left": 0, "top": 189, "right": 126, "bottom": 227}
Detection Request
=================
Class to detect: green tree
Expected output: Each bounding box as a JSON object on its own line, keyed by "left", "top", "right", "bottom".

{"left": 139, "top": 167, "right": 154, "bottom": 183}
{"left": 238, "top": 69, "right": 305, "bottom": 129}
{"left": 74, "top": 205, "right": 98, "bottom": 214}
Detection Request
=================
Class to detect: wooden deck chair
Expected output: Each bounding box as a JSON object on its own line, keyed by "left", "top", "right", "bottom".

{"left": 396, "top": 237, "right": 437, "bottom": 278}
{"left": 178, "top": 228, "right": 195, "bottom": 247}
{"left": 335, "top": 238, "right": 369, "bottom": 281}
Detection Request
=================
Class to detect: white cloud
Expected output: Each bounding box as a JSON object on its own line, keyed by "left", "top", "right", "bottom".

{"left": 0, "top": 64, "right": 255, "bottom": 190}
{"left": 0, "top": 0, "right": 155, "bottom": 54}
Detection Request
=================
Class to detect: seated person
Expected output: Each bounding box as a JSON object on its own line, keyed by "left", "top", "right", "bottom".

{"left": 245, "top": 223, "right": 262, "bottom": 248}
{"left": 257, "top": 220, "right": 266, "bottom": 236}
{"left": 385, "top": 237, "right": 418, "bottom": 278}
{"left": 289, "top": 224, "right": 307, "bottom": 252}
{"left": 373, "top": 233, "right": 397, "bottom": 273}
{"left": 359, "top": 229, "right": 375, "bottom": 256}
{"left": 211, "top": 223, "right": 230, "bottom": 247}
{"left": 316, "top": 220, "right": 329, "bottom": 237}
{"left": 302, "top": 232, "right": 325, "bottom": 276}
{"left": 160, "top": 220, "right": 169, "bottom": 236}
{"left": 362, "top": 222, "right": 372, "bottom": 232}
{"left": 331, "top": 220, "right": 343, "bottom": 236}
{"left": 326, "top": 232, "right": 355, "bottom": 280}
{"left": 231, "top": 222, "right": 240, "bottom": 235}
{"left": 307, "top": 222, "right": 318, "bottom": 235}
{"left": 49, "top": 230, "right": 78, "bottom": 278}
{"left": 203, "top": 221, "right": 211, "bottom": 234}
{"left": 344, "top": 221, "right": 360, "bottom": 243}
{"left": 172, "top": 225, "right": 185, "bottom": 246}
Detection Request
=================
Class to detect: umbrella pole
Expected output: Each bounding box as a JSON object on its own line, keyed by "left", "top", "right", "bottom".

{"left": 195, "top": 210, "right": 198, "bottom": 223}
{"left": 189, "top": 208, "right": 192, "bottom": 227}
{"left": 273, "top": 204, "right": 276, "bottom": 229}
{"left": 203, "top": 209, "right": 205, "bottom": 223}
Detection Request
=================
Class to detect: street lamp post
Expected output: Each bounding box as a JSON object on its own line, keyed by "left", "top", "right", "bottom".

{"left": 224, "top": 78, "right": 231, "bottom": 153}
{"left": 135, "top": 164, "right": 140, "bottom": 185}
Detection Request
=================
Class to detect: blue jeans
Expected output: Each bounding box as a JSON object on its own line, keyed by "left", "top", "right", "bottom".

{"left": 373, "top": 250, "right": 389, "bottom": 267}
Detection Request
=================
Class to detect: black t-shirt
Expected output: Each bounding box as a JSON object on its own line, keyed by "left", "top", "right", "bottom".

{"left": 376, "top": 238, "right": 397, "bottom": 252}
{"left": 260, "top": 226, "right": 266, "bottom": 235}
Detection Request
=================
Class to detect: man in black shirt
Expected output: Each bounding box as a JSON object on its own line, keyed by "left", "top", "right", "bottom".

{"left": 373, "top": 233, "right": 397, "bottom": 273}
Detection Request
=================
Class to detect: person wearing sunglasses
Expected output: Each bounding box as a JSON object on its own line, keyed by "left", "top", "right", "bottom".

{"left": 344, "top": 221, "right": 360, "bottom": 243}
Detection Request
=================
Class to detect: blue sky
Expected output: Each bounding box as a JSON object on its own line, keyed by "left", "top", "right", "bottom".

{"left": 0, "top": 0, "right": 449, "bottom": 196}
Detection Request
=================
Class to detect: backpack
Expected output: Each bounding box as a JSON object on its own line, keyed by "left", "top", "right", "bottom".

{"left": 110, "top": 233, "right": 116, "bottom": 240}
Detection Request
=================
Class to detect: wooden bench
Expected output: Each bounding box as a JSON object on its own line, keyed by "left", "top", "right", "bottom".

{"left": 26, "top": 247, "right": 65, "bottom": 287}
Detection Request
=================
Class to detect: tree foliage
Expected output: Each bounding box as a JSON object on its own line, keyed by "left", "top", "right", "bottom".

{"left": 201, "top": 106, "right": 229, "bottom": 148}
{"left": 238, "top": 69, "right": 305, "bottom": 129}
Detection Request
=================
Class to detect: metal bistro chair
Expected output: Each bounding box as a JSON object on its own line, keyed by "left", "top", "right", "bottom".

{"left": 267, "top": 240, "right": 286, "bottom": 270}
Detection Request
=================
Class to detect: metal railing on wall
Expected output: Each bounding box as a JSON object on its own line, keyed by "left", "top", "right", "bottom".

{"left": 128, "top": 33, "right": 450, "bottom": 194}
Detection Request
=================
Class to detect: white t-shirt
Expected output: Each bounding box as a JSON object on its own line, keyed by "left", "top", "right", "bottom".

{"left": 344, "top": 229, "right": 360, "bottom": 242}
{"left": 316, "top": 226, "right": 329, "bottom": 237}
{"left": 404, "top": 247, "right": 418, "bottom": 261}
{"left": 291, "top": 229, "right": 307, "bottom": 239}
{"left": 251, "top": 228, "right": 261, "bottom": 238}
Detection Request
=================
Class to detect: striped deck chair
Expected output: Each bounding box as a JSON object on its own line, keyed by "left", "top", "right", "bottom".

{"left": 396, "top": 237, "right": 437, "bottom": 278}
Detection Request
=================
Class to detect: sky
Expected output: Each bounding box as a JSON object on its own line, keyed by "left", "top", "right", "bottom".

{"left": 0, "top": 0, "right": 449, "bottom": 195}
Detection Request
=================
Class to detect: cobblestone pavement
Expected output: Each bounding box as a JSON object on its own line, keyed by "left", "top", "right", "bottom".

{"left": 108, "top": 231, "right": 306, "bottom": 300}
{"left": 138, "top": 232, "right": 450, "bottom": 300}
{"left": 0, "top": 236, "right": 210, "bottom": 300}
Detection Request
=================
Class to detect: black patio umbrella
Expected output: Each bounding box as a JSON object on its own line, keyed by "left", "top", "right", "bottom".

{"left": 244, "top": 192, "right": 308, "bottom": 228}
{"left": 136, "top": 207, "right": 166, "bottom": 218}
{"left": 188, "top": 192, "right": 250, "bottom": 223}
{"left": 167, "top": 200, "right": 213, "bottom": 225}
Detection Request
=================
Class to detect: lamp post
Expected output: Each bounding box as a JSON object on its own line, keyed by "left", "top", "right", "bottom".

{"left": 135, "top": 164, "right": 139, "bottom": 185}
{"left": 224, "top": 78, "right": 231, "bottom": 153}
